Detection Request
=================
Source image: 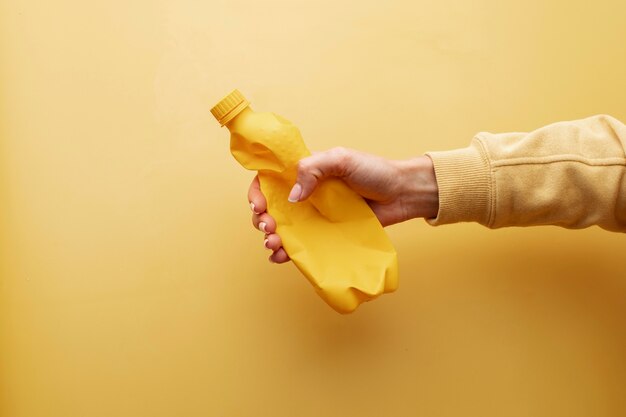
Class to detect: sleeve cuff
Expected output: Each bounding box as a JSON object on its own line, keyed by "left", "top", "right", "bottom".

{"left": 425, "top": 139, "right": 493, "bottom": 226}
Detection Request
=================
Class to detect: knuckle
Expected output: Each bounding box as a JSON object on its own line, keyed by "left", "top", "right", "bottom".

{"left": 329, "top": 146, "right": 346, "bottom": 160}
{"left": 330, "top": 146, "right": 351, "bottom": 174}
{"left": 297, "top": 159, "right": 309, "bottom": 173}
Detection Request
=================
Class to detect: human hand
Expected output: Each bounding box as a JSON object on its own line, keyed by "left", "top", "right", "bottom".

{"left": 248, "top": 147, "right": 439, "bottom": 263}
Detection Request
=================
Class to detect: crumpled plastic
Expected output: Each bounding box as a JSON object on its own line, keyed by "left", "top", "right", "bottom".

{"left": 220, "top": 99, "right": 398, "bottom": 313}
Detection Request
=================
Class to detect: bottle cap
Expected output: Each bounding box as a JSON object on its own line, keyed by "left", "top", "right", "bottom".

{"left": 210, "top": 89, "right": 250, "bottom": 126}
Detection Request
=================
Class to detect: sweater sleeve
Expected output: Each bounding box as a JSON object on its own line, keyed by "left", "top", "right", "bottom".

{"left": 425, "top": 114, "right": 626, "bottom": 232}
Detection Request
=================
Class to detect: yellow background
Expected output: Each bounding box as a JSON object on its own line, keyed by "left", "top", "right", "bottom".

{"left": 1, "top": 0, "right": 625, "bottom": 416}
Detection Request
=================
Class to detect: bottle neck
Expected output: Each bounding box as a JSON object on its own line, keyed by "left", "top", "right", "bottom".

{"left": 225, "top": 105, "right": 253, "bottom": 130}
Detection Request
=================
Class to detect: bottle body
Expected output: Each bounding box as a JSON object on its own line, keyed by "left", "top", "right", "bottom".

{"left": 217, "top": 94, "right": 398, "bottom": 313}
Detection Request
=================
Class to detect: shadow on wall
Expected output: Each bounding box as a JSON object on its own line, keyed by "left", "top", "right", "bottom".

{"left": 274, "top": 225, "right": 626, "bottom": 359}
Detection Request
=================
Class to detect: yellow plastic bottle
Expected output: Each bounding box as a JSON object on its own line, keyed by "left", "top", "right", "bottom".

{"left": 210, "top": 90, "right": 398, "bottom": 313}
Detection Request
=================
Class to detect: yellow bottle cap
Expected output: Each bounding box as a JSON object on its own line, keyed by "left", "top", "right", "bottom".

{"left": 210, "top": 89, "right": 250, "bottom": 126}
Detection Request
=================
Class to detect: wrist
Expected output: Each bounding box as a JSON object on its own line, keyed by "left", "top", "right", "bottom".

{"left": 397, "top": 155, "right": 439, "bottom": 220}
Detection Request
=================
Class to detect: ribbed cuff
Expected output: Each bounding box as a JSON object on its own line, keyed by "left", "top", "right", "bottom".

{"left": 425, "top": 140, "right": 493, "bottom": 226}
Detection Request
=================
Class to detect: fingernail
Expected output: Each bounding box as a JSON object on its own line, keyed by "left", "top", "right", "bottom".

{"left": 288, "top": 183, "right": 302, "bottom": 203}
{"left": 259, "top": 222, "right": 267, "bottom": 233}
{"left": 263, "top": 238, "right": 270, "bottom": 249}
{"left": 250, "top": 202, "right": 257, "bottom": 213}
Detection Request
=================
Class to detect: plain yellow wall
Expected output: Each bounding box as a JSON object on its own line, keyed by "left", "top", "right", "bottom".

{"left": 1, "top": 0, "right": 626, "bottom": 416}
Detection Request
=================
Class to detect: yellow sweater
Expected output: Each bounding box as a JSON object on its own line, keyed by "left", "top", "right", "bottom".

{"left": 426, "top": 115, "right": 626, "bottom": 232}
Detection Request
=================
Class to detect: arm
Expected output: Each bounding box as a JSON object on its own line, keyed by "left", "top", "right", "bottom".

{"left": 427, "top": 114, "right": 626, "bottom": 231}
{"left": 249, "top": 114, "right": 626, "bottom": 263}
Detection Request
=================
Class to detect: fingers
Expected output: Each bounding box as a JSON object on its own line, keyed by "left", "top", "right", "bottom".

{"left": 249, "top": 175, "right": 272, "bottom": 232}
{"left": 263, "top": 233, "right": 283, "bottom": 251}
{"left": 258, "top": 228, "right": 289, "bottom": 264}
{"left": 262, "top": 232, "right": 289, "bottom": 263}
{"left": 289, "top": 147, "right": 353, "bottom": 202}
{"left": 263, "top": 233, "right": 289, "bottom": 263}
{"left": 251, "top": 211, "right": 288, "bottom": 263}
{"left": 269, "top": 247, "right": 290, "bottom": 264}
{"left": 252, "top": 212, "right": 276, "bottom": 234}
{"left": 248, "top": 176, "right": 267, "bottom": 214}
{"left": 247, "top": 177, "right": 288, "bottom": 263}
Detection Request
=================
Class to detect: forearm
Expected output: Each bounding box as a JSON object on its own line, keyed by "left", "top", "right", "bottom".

{"left": 425, "top": 114, "right": 626, "bottom": 232}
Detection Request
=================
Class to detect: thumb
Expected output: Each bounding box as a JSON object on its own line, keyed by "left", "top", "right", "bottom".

{"left": 288, "top": 147, "right": 352, "bottom": 202}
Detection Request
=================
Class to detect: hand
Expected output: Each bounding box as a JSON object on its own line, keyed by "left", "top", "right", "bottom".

{"left": 248, "top": 147, "right": 439, "bottom": 263}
